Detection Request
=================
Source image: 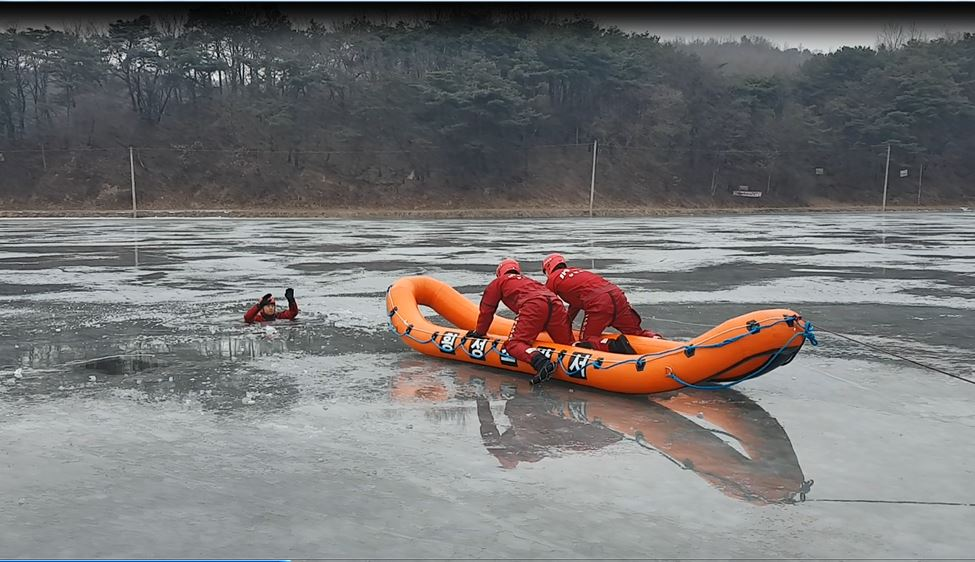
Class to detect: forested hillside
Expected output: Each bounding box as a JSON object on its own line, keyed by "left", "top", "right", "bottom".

{"left": 1, "top": 8, "right": 972, "bottom": 210}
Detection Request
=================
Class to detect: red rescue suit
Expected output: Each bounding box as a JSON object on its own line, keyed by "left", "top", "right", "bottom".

{"left": 546, "top": 267, "right": 658, "bottom": 351}
{"left": 244, "top": 300, "right": 299, "bottom": 324}
{"left": 474, "top": 273, "right": 574, "bottom": 363}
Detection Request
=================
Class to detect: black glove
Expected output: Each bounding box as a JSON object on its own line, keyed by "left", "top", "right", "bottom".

{"left": 530, "top": 353, "right": 556, "bottom": 385}
{"left": 465, "top": 330, "right": 485, "bottom": 339}
{"left": 258, "top": 293, "right": 273, "bottom": 308}
{"left": 285, "top": 288, "right": 295, "bottom": 302}
{"left": 607, "top": 334, "right": 637, "bottom": 355}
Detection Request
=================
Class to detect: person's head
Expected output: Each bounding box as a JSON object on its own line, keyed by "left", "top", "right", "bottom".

{"left": 496, "top": 258, "right": 521, "bottom": 278}
{"left": 262, "top": 296, "right": 277, "bottom": 317}
{"left": 541, "top": 253, "right": 567, "bottom": 277}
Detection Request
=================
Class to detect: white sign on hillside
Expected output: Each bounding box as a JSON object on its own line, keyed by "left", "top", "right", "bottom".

{"left": 732, "top": 188, "right": 763, "bottom": 198}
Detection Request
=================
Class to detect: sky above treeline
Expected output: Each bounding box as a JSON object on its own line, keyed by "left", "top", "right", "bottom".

{"left": 0, "top": 6, "right": 972, "bottom": 53}
{"left": 607, "top": 20, "right": 974, "bottom": 52}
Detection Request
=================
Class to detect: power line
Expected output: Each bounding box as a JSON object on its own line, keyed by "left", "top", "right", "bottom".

{"left": 0, "top": 142, "right": 910, "bottom": 156}
{"left": 0, "top": 142, "right": 589, "bottom": 155}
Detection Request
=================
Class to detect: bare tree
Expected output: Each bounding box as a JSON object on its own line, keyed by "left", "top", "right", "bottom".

{"left": 879, "top": 22, "right": 928, "bottom": 51}
{"left": 907, "top": 22, "right": 927, "bottom": 44}
{"left": 878, "top": 22, "right": 907, "bottom": 51}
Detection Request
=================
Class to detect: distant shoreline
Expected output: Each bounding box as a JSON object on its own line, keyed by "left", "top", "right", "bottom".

{"left": 0, "top": 205, "right": 969, "bottom": 219}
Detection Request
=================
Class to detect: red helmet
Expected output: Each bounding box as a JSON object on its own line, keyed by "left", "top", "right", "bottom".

{"left": 496, "top": 258, "right": 521, "bottom": 278}
{"left": 542, "top": 253, "right": 566, "bottom": 276}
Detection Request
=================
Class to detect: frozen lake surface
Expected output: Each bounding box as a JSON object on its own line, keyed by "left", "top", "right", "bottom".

{"left": 1, "top": 213, "right": 973, "bottom": 558}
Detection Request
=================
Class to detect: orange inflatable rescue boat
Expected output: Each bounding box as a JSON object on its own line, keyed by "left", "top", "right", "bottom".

{"left": 385, "top": 276, "right": 816, "bottom": 395}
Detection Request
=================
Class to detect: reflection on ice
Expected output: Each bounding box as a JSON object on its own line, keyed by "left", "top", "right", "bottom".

{"left": 392, "top": 358, "right": 810, "bottom": 505}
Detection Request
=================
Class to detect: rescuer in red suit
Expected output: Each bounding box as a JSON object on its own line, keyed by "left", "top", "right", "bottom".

{"left": 542, "top": 253, "right": 661, "bottom": 354}
{"left": 466, "top": 258, "right": 574, "bottom": 384}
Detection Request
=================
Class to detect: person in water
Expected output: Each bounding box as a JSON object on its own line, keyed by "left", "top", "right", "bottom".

{"left": 541, "top": 253, "right": 661, "bottom": 354}
{"left": 244, "top": 288, "right": 299, "bottom": 323}
{"left": 466, "top": 258, "right": 574, "bottom": 385}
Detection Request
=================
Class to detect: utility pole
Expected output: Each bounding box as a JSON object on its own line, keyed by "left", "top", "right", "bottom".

{"left": 917, "top": 162, "right": 924, "bottom": 206}
{"left": 129, "top": 146, "right": 137, "bottom": 219}
{"left": 881, "top": 143, "right": 891, "bottom": 212}
{"left": 588, "top": 139, "right": 598, "bottom": 218}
